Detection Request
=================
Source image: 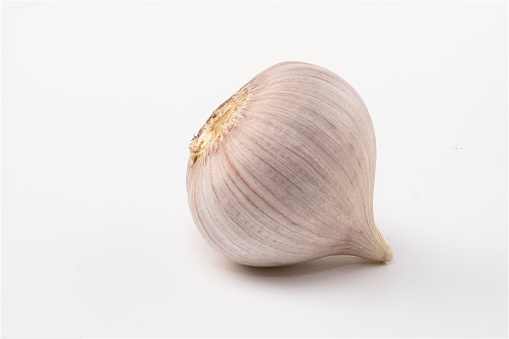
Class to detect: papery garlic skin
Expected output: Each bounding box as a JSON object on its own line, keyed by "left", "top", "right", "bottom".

{"left": 187, "top": 61, "right": 393, "bottom": 267}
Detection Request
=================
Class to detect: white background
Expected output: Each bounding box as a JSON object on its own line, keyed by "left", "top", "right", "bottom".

{"left": 1, "top": 1, "right": 507, "bottom": 338}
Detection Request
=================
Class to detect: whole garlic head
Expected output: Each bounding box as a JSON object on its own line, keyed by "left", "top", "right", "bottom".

{"left": 187, "top": 61, "right": 393, "bottom": 267}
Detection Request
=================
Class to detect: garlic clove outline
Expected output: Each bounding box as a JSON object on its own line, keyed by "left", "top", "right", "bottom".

{"left": 187, "top": 61, "right": 393, "bottom": 267}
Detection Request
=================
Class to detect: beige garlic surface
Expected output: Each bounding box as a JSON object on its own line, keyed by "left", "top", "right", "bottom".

{"left": 186, "top": 61, "right": 393, "bottom": 267}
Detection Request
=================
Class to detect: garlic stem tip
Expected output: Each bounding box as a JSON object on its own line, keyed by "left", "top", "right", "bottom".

{"left": 383, "top": 248, "right": 394, "bottom": 264}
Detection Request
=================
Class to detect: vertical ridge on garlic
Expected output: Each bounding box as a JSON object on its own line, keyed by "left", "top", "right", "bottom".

{"left": 187, "top": 61, "right": 393, "bottom": 267}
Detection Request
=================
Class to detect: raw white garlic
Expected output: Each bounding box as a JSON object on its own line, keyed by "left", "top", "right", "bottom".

{"left": 187, "top": 61, "right": 393, "bottom": 267}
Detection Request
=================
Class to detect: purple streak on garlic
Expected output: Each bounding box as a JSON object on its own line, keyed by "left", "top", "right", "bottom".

{"left": 186, "top": 61, "right": 393, "bottom": 267}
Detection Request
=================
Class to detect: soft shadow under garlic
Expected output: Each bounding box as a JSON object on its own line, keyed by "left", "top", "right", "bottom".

{"left": 218, "top": 255, "right": 384, "bottom": 278}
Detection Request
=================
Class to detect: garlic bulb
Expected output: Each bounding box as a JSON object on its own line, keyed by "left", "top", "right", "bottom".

{"left": 187, "top": 61, "right": 393, "bottom": 267}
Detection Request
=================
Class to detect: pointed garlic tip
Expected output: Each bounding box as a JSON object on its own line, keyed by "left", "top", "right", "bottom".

{"left": 186, "top": 61, "right": 394, "bottom": 267}
{"left": 384, "top": 248, "right": 394, "bottom": 264}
